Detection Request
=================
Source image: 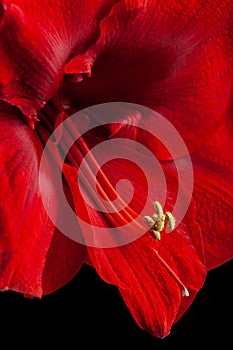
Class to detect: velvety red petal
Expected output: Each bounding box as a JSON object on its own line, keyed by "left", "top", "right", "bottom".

{"left": 63, "top": 145, "right": 206, "bottom": 338}
{"left": 62, "top": 0, "right": 233, "bottom": 156}
{"left": 0, "top": 0, "right": 117, "bottom": 122}
{"left": 0, "top": 102, "right": 87, "bottom": 296}
{"left": 0, "top": 102, "right": 56, "bottom": 296}
{"left": 191, "top": 114, "right": 233, "bottom": 270}
{"left": 42, "top": 229, "right": 87, "bottom": 295}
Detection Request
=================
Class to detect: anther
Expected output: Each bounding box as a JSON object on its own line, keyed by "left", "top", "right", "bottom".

{"left": 165, "top": 212, "right": 176, "bottom": 232}
{"left": 153, "top": 201, "right": 164, "bottom": 219}
{"left": 144, "top": 201, "right": 175, "bottom": 240}
{"left": 151, "top": 230, "right": 161, "bottom": 240}
{"left": 144, "top": 216, "right": 156, "bottom": 228}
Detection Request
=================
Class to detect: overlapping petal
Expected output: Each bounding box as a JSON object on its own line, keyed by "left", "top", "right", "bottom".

{"left": 0, "top": 0, "right": 232, "bottom": 340}
{"left": 62, "top": 127, "right": 206, "bottom": 337}
{"left": 191, "top": 113, "right": 233, "bottom": 270}
{"left": 0, "top": 0, "right": 117, "bottom": 123}
{"left": 0, "top": 102, "right": 55, "bottom": 296}
{"left": 62, "top": 0, "right": 233, "bottom": 157}
{"left": 42, "top": 228, "right": 87, "bottom": 295}
{"left": 0, "top": 102, "right": 87, "bottom": 296}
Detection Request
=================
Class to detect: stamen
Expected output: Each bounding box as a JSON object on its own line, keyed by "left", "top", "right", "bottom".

{"left": 152, "top": 213, "right": 159, "bottom": 222}
{"left": 52, "top": 111, "right": 66, "bottom": 145}
{"left": 144, "top": 201, "right": 175, "bottom": 240}
{"left": 154, "top": 214, "right": 165, "bottom": 232}
{"left": 153, "top": 201, "right": 164, "bottom": 218}
{"left": 144, "top": 216, "right": 155, "bottom": 228}
{"left": 165, "top": 212, "right": 176, "bottom": 231}
{"left": 151, "top": 230, "right": 161, "bottom": 240}
{"left": 144, "top": 201, "right": 188, "bottom": 297}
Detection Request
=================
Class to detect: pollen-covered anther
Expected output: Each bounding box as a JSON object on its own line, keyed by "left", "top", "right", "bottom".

{"left": 165, "top": 212, "right": 176, "bottom": 231}
{"left": 151, "top": 230, "right": 161, "bottom": 240}
{"left": 153, "top": 201, "right": 164, "bottom": 218}
{"left": 143, "top": 216, "right": 155, "bottom": 228}
{"left": 154, "top": 214, "right": 165, "bottom": 232}
{"left": 144, "top": 201, "right": 176, "bottom": 241}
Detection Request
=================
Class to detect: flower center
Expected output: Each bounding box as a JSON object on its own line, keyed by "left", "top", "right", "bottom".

{"left": 37, "top": 101, "right": 189, "bottom": 297}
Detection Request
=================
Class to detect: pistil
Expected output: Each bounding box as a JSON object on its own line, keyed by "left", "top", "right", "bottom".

{"left": 153, "top": 249, "right": 189, "bottom": 297}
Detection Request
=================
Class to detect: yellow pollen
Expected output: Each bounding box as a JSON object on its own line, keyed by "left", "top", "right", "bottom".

{"left": 151, "top": 230, "right": 161, "bottom": 240}
{"left": 153, "top": 201, "right": 164, "bottom": 218}
{"left": 165, "top": 212, "right": 176, "bottom": 231}
{"left": 144, "top": 201, "right": 175, "bottom": 240}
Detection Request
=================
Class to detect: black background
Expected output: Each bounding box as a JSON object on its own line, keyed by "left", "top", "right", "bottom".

{"left": 0, "top": 259, "right": 232, "bottom": 349}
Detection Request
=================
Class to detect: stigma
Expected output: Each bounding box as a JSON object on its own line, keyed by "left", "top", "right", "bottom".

{"left": 144, "top": 201, "right": 176, "bottom": 240}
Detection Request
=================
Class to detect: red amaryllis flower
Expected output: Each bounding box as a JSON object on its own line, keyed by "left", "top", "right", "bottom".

{"left": 0, "top": 0, "right": 233, "bottom": 339}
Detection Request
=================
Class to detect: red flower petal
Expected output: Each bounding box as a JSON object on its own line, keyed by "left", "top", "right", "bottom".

{"left": 42, "top": 228, "right": 87, "bottom": 295}
{"left": 86, "top": 222, "right": 205, "bottom": 338}
{"left": 63, "top": 139, "right": 206, "bottom": 338}
{"left": 0, "top": 0, "right": 117, "bottom": 122}
{"left": 0, "top": 102, "right": 87, "bottom": 296}
{"left": 0, "top": 102, "right": 55, "bottom": 296}
{"left": 62, "top": 0, "right": 233, "bottom": 156}
{"left": 191, "top": 113, "right": 233, "bottom": 270}
{"left": 40, "top": 143, "right": 88, "bottom": 295}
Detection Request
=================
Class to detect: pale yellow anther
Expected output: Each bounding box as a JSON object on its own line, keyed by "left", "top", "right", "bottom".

{"left": 154, "top": 214, "right": 165, "bottom": 232}
{"left": 143, "top": 216, "right": 155, "bottom": 228}
{"left": 151, "top": 230, "right": 161, "bottom": 241}
{"left": 152, "top": 213, "right": 159, "bottom": 222}
{"left": 153, "top": 201, "right": 164, "bottom": 219}
{"left": 165, "top": 212, "right": 176, "bottom": 231}
{"left": 144, "top": 201, "right": 176, "bottom": 241}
